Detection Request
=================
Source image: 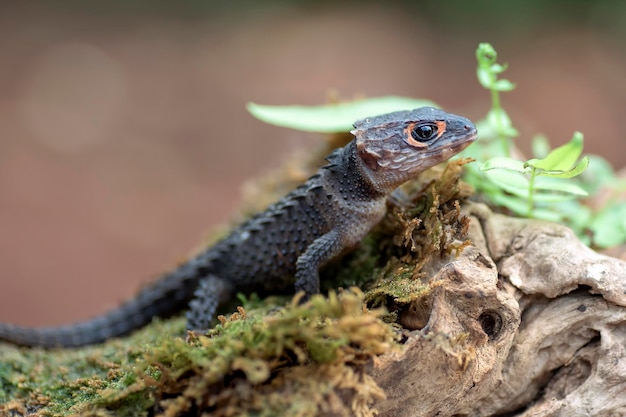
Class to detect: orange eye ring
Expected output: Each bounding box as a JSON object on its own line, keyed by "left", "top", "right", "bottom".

{"left": 404, "top": 121, "right": 447, "bottom": 147}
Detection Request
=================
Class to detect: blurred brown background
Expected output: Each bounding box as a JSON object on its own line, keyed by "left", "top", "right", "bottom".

{"left": 1, "top": 1, "right": 625, "bottom": 326}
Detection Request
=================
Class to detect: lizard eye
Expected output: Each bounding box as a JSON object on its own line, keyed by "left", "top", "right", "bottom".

{"left": 411, "top": 123, "right": 438, "bottom": 142}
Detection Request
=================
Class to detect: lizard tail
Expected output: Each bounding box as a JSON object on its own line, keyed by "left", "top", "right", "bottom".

{"left": 0, "top": 255, "right": 210, "bottom": 348}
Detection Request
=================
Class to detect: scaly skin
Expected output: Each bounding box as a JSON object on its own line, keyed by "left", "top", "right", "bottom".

{"left": 0, "top": 107, "right": 477, "bottom": 348}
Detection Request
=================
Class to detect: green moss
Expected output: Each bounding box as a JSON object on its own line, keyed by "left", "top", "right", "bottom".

{"left": 366, "top": 265, "right": 433, "bottom": 305}
{"left": 1, "top": 292, "right": 393, "bottom": 417}
{"left": 0, "top": 319, "right": 184, "bottom": 416}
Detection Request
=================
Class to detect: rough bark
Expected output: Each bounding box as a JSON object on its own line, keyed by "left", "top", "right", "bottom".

{"left": 369, "top": 202, "right": 626, "bottom": 417}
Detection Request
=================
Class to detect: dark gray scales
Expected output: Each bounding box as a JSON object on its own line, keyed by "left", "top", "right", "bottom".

{"left": 0, "top": 107, "right": 477, "bottom": 348}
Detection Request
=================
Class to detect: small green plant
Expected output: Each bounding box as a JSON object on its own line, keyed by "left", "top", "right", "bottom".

{"left": 479, "top": 132, "right": 589, "bottom": 217}
{"left": 475, "top": 43, "right": 517, "bottom": 156}
{"left": 465, "top": 43, "right": 626, "bottom": 246}
{"left": 464, "top": 43, "right": 590, "bottom": 220}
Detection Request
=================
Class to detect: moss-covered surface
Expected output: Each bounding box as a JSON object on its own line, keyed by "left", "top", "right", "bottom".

{"left": 0, "top": 319, "right": 184, "bottom": 416}
{"left": 1, "top": 293, "right": 393, "bottom": 417}
{"left": 0, "top": 134, "right": 473, "bottom": 417}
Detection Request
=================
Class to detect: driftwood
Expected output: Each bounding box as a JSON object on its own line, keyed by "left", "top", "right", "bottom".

{"left": 368, "top": 202, "right": 626, "bottom": 417}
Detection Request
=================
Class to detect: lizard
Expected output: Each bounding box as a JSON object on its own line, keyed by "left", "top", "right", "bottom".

{"left": 0, "top": 106, "right": 477, "bottom": 348}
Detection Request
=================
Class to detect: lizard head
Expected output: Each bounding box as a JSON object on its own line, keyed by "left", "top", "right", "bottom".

{"left": 351, "top": 106, "right": 477, "bottom": 193}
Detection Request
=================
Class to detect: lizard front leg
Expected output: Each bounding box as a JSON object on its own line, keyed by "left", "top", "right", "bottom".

{"left": 294, "top": 229, "right": 343, "bottom": 301}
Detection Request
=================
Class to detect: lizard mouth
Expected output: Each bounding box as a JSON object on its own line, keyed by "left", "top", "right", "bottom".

{"left": 419, "top": 131, "right": 477, "bottom": 164}
{"left": 435, "top": 131, "right": 477, "bottom": 156}
{"left": 456, "top": 131, "right": 478, "bottom": 148}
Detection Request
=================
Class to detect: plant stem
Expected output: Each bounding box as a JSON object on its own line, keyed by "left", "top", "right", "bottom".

{"left": 491, "top": 89, "right": 510, "bottom": 156}
{"left": 527, "top": 168, "right": 536, "bottom": 217}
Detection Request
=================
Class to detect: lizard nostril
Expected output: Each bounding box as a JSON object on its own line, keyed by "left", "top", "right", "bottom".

{"left": 464, "top": 124, "right": 471, "bottom": 130}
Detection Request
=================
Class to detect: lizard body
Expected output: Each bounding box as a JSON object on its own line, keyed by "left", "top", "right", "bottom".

{"left": 0, "top": 107, "right": 476, "bottom": 348}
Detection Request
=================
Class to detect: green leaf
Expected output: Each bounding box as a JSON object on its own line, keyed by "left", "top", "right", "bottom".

{"left": 533, "top": 177, "right": 589, "bottom": 196}
{"left": 489, "top": 192, "right": 528, "bottom": 216}
{"left": 484, "top": 170, "right": 529, "bottom": 197}
{"left": 526, "top": 132, "right": 584, "bottom": 171}
{"left": 530, "top": 191, "right": 580, "bottom": 202}
{"left": 530, "top": 206, "right": 568, "bottom": 222}
{"left": 553, "top": 200, "right": 593, "bottom": 232}
{"left": 477, "top": 68, "right": 494, "bottom": 89}
{"left": 490, "top": 192, "right": 564, "bottom": 222}
{"left": 580, "top": 154, "right": 619, "bottom": 193}
{"left": 481, "top": 157, "right": 527, "bottom": 173}
{"left": 484, "top": 170, "right": 588, "bottom": 199}
{"left": 590, "top": 204, "right": 626, "bottom": 248}
{"left": 536, "top": 156, "right": 589, "bottom": 178}
{"left": 247, "top": 97, "right": 437, "bottom": 133}
{"left": 493, "top": 79, "right": 515, "bottom": 91}
{"left": 476, "top": 43, "right": 497, "bottom": 65}
{"left": 490, "top": 63, "right": 507, "bottom": 74}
